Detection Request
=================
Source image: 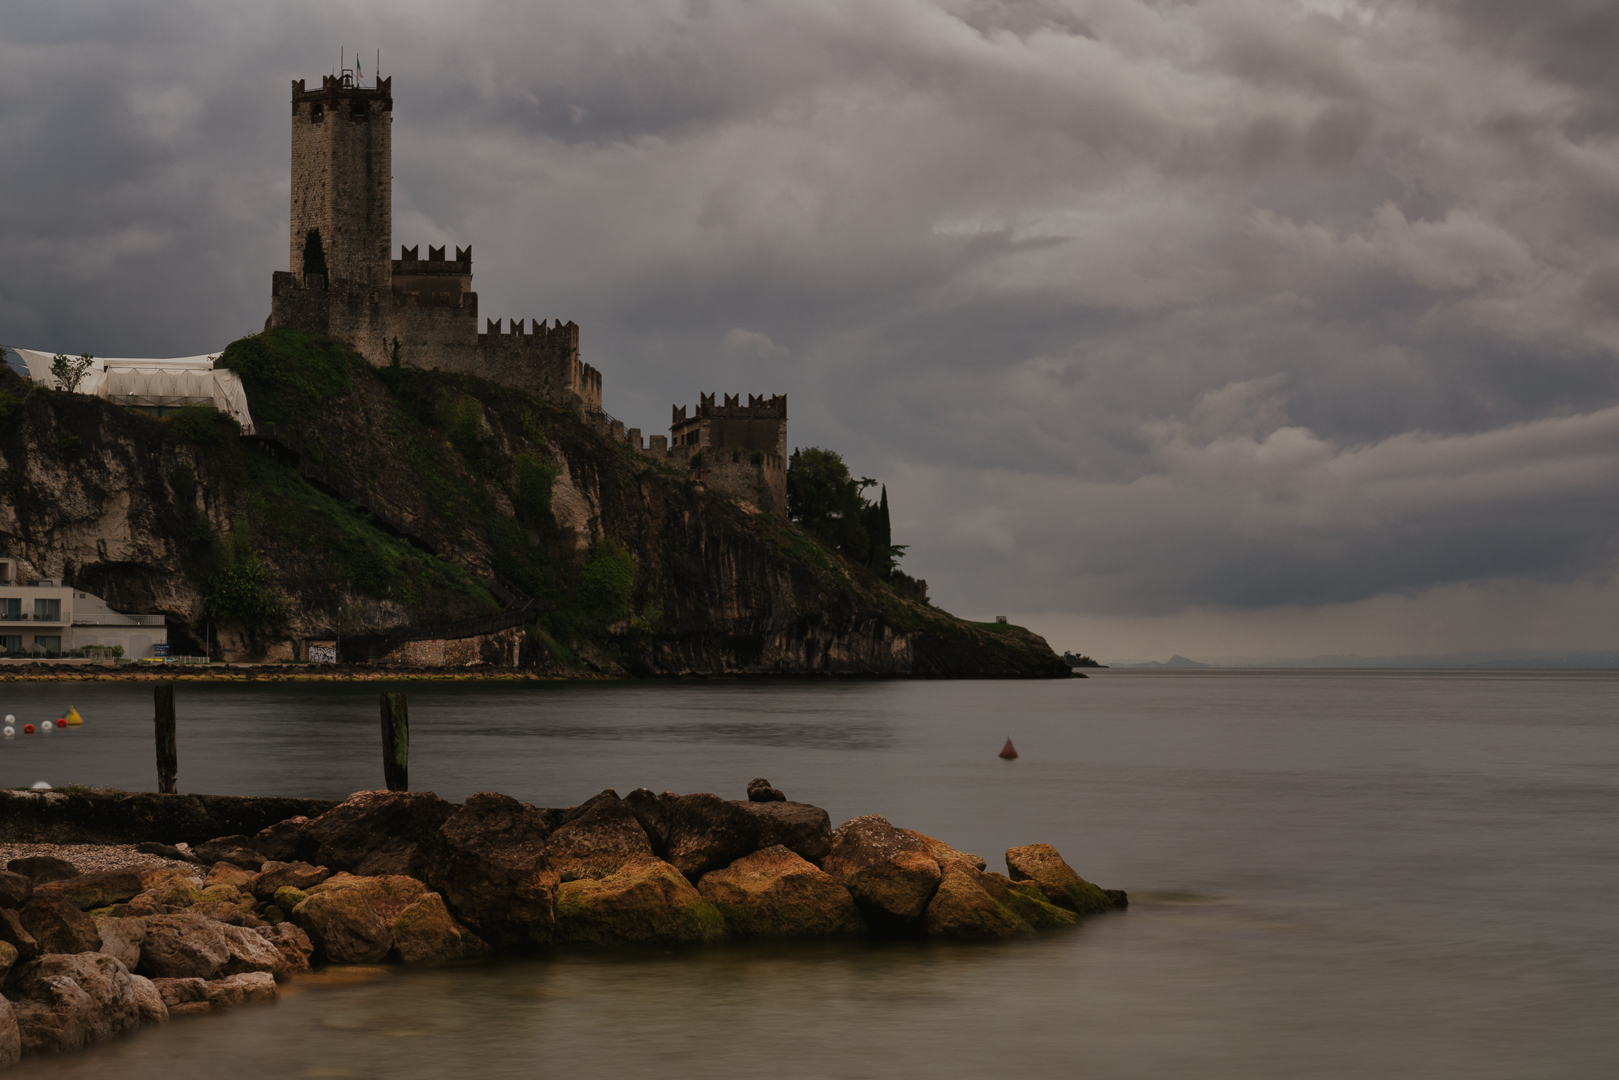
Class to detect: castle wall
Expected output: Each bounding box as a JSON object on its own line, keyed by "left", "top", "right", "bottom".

{"left": 703, "top": 452, "right": 787, "bottom": 515}
{"left": 290, "top": 76, "right": 392, "bottom": 289}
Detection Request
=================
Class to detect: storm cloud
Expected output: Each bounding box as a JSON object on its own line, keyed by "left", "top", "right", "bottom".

{"left": 4, "top": 0, "right": 1617, "bottom": 658}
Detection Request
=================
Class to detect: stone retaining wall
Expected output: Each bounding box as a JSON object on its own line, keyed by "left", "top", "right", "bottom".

{"left": 0, "top": 791, "right": 338, "bottom": 847}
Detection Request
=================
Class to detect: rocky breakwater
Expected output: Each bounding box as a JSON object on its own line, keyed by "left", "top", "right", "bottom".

{"left": 0, "top": 780, "right": 1124, "bottom": 1067}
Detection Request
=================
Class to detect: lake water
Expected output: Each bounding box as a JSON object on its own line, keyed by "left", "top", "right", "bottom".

{"left": 0, "top": 670, "right": 1615, "bottom": 1078}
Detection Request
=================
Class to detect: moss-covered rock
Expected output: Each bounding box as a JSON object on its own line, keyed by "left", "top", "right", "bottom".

{"left": 555, "top": 855, "right": 726, "bottom": 946}
{"left": 921, "top": 863, "right": 1035, "bottom": 940}
{"left": 1004, "top": 844, "right": 1116, "bottom": 917}
{"left": 697, "top": 845, "right": 865, "bottom": 939}
{"left": 390, "top": 892, "right": 490, "bottom": 964}
{"left": 290, "top": 873, "right": 430, "bottom": 964}
{"left": 979, "top": 872, "right": 1078, "bottom": 930}
{"left": 823, "top": 815, "right": 943, "bottom": 929}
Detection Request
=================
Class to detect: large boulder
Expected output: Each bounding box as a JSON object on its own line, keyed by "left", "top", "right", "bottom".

{"left": 138, "top": 912, "right": 232, "bottom": 980}
{"left": 1005, "top": 844, "right": 1116, "bottom": 916}
{"left": 138, "top": 866, "right": 205, "bottom": 909}
{"left": 205, "top": 971, "right": 277, "bottom": 1010}
{"left": 663, "top": 794, "right": 763, "bottom": 879}
{"left": 303, "top": 791, "right": 457, "bottom": 876}
{"left": 6, "top": 856, "right": 78, "bottom": 884}
{"left": 411, "top": 792, "right": 559, "bottom": 950}
{"left": 290, "top": 873, "right": 430, "bottom": 964}
{"left": 93, "top": 916, "right": 148, "bottom": 969}
{"left": 921, "top": 863, "right": 1036, "bottom": 939}
{"left": 35, "top": 870, "right": 145, "bottom": 912}
{"left": 7, "top": 953, "right": 152, "bottom": 1054}
{"left": 204, "top": 864, "right": 256, "bottom": 891}
{"left": 547, "top": 790, "right": 655, "bottom": 880}
{"left": 0, "top": 998, "right": 18, "bottom": 1069}
{"left": 822, "top": 815, "right": 943, "bottom": 929}
{"left": 19, "top": 896, "right": 103, "bottom": 954}
{"left": 735, "top": 801, "right": 834, "bottom": 863}
{"left": 128, "top": 974, "right": 168, "bottom": 1026}
{"left": 254, "top": 922, "right": 314, "bottom": 977}
{"left": 911, "top": 833, "right": 987, "bottom": 873}
{"left": 555, "top": 855, "right": 726, "bottom": 946}
{"left": 0, "top": 871, "right": 33, "bottom": 908}
{"left": 697, "top": 846, "right": 864, "bottom": 938}
{"left": 623, "top": 788, "right": 674, "bottom": 855}
{"left": 151, "top": 977, "right": 210, "bottom": 1017}
{"left": 217, "top": 922, "right": 284, "bottom": 977}
{"left": 390, "top": 892, "right": 489, "bottom": 964}
{"left": 0, "top": 908, "right": 39, "bottom": 962}
{"left": 248, "top": 861, "right": 329, "bottom": 900}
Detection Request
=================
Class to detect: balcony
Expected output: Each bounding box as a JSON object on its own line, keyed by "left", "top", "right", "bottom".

{"left": 72, "top": 614, "right": 165, "bottom": 627}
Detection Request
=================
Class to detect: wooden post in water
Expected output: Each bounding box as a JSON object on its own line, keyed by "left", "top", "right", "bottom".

{"left": 154, "top": 683, "right": 178, "bottom": 794}
{"left": 380, "top": 692, "right": 409, "bottom": 792}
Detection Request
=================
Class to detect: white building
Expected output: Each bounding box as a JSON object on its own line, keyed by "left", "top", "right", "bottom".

{"left": 0, "top": 560, "right": 168, "bottom": 659}
{"left": 4, "top": 349, "right": 255, "bottom": 433}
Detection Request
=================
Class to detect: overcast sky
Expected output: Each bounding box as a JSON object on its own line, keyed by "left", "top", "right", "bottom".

{"left": 4, "top": 0, "right": 1618, "bottom": 661}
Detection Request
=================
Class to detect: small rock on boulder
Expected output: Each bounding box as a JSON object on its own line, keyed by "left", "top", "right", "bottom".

{"left": 138, "top": 912, "right": 232, "bottom": 980}
{"left": 303, "top": 791, "right": 457, "bottom": 877}
{"left": 0, "top": 871, "right": 33, "bottom": 908}
{"left": 411, "top": 792, "right": 559, "bottom": 950}
{"left": 698, "top": 846, "right": 864, "bottom": 938}
{"left": 746, "top": 778, "right": 786, "bottom": 802}
{"left": 1005, "top": 844, "right": 1115, "bottom": 916}
{"left": 290, "top": 873, "right": 430, "bottom": 964}
{"left": 547, "top": 790, "right": 655, "bottom": 880}
{"left": 19, "top": 895, "right": 103, "bottom": 954}
{"left": 555, "top": 855, "right": 726, "bottom": 946}
{"left": 7, "top": 856, "right": 78, "bottom": 884}
{"left": 823, "top": 815, "right": 943, "bottom": 929}
{"left": 8, "top": 953, "right": 152, "bottom": 1054}
{"left": 663, "top": 793, "right": 763, "bottom": 879}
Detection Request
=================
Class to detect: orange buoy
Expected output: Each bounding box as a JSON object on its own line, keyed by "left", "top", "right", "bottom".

{"left": 999, "top": 738, "right": 1018, "bottom": 760}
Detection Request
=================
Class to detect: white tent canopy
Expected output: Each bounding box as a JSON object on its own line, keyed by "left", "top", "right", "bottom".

{"left": 6, "top": 348, "right": 255, "bottom": 434}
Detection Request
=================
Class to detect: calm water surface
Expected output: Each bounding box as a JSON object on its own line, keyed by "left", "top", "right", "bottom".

{"left": 0, "top": 670, "right": 1613, "bottom": 1078}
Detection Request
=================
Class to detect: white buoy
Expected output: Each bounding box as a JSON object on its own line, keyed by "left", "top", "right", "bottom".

{"left": 2, "top": 727, "right": 12, "bottom": 738}
{"left": 30, "top": 781, "right": 50, "bottom": 791}
{"left": 37, "top": 721, "right": 51, "bottom": 734}
{"left": 3, "top": 714, "right": 12, "bottom": 724}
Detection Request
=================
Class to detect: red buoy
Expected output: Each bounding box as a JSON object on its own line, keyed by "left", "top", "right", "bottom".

{"left": 23, "top": 724, "right": 34, "bottom": 735}
{"left": 54, "top": 719, "right": 66, "bottom": 729}
{"left": 999, "top": 738, "right": 1018, "bottom": 760}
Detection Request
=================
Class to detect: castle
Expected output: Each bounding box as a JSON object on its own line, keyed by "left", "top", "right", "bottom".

{"left": 267, "top": 69, "right": 786, "bottom": 513}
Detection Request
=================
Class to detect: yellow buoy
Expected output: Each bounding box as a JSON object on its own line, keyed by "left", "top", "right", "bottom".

{"left": 64, "top": 706, "right": 83, "bottom": 726}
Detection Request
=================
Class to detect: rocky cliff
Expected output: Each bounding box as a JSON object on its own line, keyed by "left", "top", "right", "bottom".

{"left": 0, "top": 331, "right": 1067, "bottom": 676}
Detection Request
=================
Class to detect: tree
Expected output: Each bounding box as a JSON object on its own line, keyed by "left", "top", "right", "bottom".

{"left": 787, "top": 447, "right": 875, "bottom": 565}
{"left": 50, "top": 353, "right": 95, "bottom": 393}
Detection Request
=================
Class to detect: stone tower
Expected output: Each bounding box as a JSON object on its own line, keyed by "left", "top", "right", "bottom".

{"left": 289, "top": 74, "right": 392, "bottom": 288}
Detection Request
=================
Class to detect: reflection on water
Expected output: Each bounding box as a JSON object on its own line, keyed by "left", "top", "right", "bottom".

{"left": 1, "top": 671, "right": 1617, "bottom": 1077}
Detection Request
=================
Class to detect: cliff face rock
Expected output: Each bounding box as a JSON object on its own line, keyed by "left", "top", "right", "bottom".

{"left": 0, "top": 333, "right": 1068, "bottom": 676}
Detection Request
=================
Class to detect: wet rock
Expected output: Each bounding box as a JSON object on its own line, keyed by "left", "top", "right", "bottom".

{"left": 698, "top": 845, "right": 864, "bottom": 938}
{"left": 822, "top": 815, "right": 943, "bottom": 929}
{"left": 212, "top": 921, "right": 283, "bottom": 978}
{"left": 151, "top": 977, "right": 210, "bottom": 1017}
{"left": 1005, "top": 844, "right": 1114, "bottom": 916}
{"left": 911, "top": 833, "right": 987, "bottom": 873}
{"left": 138, "top": 912, "right": 231, "bottom": 980}
{"left": 248, "top": 861, "right": 330, "bottom": 900}
{"left": 1105, "top": 889, "right": 1129, "bottom": 909}
{"left": 978, "top": 873, "right": 1078, "bottom": 930}
{"left": 746, "top": 778, "right": 786, "bottom": 803}
{"left": 0, "top": 908, "right": 39, "bottom": 962}
{"left": 391, "top": 892, "right": 490, "bottom": 964}
{"left": 622, "top": 789, "right": 674, "bottom": 855}
{"left": 134, "top": 842, "right": 201, "bottom": 865}
{"left": 735, "top": 801, "right": 834, "bottom": 863}
{"left": 555, "top": 854, "right": 726, "bottom": 946}
{"left": 7, "top": 856, "right": 78, "bottom": 884}
{"left": 19, "top": 896, "right": 103, "bottom": 954}
{"left": 34, "top": 870, "right": 145, "bottom": 912}
{"left": 128, "top": 973, "right": 168, "bottom": 1026}
{"left": 93, "top": 915, "right": 149, "bottom": 969}
{"left": 252, "top": 817, "right": 312, "bottom": 863}
{"left": 254, "top": 922, "right": 314, "bottom": 977}
{"left": 921, "top": 863, "right": 1035, "bottom": 939}
{"left": 205, "top": 971, "right": 277, "bottom": 1010}
{"left": 547, "top": 790, "right": 655, "bottom": 880}
{"left": 0, "top": 998, "right": 18, "bottom": 1069}
{"left": 290, "top": 873, "right": 431, "bottom": 964}
{"left": 663, "top": 793, "right": 764, "bottom": 879}
{"left": 0, "top": 871, "right": 34, "bottom": 908}
{"left": 303, "top": 791, "right": 457, "bottom": 877}
{"left": 411, "top": 792, "right": 559, "bottom": 950}
{"left": 8, "top": 953, "right": 151, "bottom": 1054}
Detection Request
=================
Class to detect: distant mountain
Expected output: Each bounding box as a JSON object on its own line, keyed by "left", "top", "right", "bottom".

{"left": 1109, "top": 650, "right": 1619, "bottom": 670}
{"left": 1116, "top": 654, "right": 1209, "bottom": 669}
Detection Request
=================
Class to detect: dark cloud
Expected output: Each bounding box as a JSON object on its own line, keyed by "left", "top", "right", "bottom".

{"left": 4, "top": 0, "right": 1619, "bottom": 652}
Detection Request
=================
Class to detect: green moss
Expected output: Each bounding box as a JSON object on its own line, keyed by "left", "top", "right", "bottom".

{"left": 163, "top": 404, "right": 238, "bottom": 444}
{"left": 216, "top": 329, "right": 356, "bottom": 428}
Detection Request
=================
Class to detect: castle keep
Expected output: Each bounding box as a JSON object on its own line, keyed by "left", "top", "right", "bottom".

{"left": 269, "top": 73, "right": 601, "bottom": 409}
{"left": 267, "top": 70, "right": 782, "bottom": 511}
